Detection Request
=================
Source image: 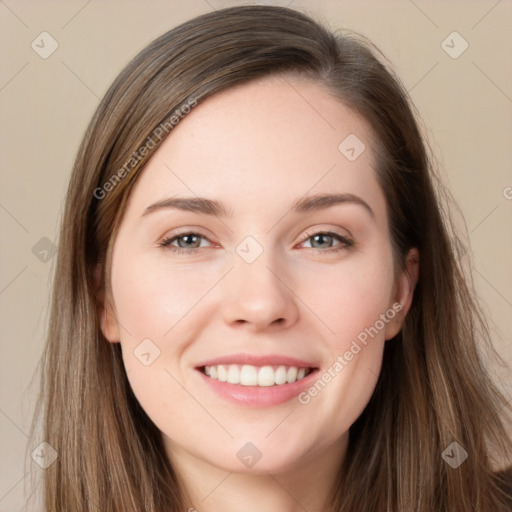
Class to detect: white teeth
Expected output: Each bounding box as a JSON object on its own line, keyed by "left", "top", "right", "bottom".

{"left": 258, "top": 366, "right": 274, "bottom": 387}
{"left": 227, "top": 364, "right": 240, "bottom": 384}
{"left": 274, "top": 366, "right": 287, "bottom": 385}
{"left": 286, "top": 366, "right": 298, "bottom": 383}
{"left": 202, "top": 364, "right": 311, "bottom": 386}
{"left": 217, "top": 365, "right": 227, "bottom": 382}
{"left": 240, "top": 365, "right": 258, "bottom": 385}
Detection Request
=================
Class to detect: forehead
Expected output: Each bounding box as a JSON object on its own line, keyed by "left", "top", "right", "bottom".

{"left": 122, "top": 74, "right": 386, "bottom": 224}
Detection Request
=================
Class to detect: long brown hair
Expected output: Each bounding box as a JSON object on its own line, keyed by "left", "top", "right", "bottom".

{"left": 28, "top": 5, "right": 512, "bottom": 511}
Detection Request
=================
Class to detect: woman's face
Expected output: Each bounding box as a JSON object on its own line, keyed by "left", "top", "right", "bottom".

{"left": 99, "top": 75, "right": 416, "bottom": 477}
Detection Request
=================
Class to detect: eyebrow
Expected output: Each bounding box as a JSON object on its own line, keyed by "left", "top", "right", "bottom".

{"left": 142, "top": 192, "right": 375, "bottom": 219}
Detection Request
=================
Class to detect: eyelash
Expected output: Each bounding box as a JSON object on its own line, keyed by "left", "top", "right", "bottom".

{"left": 158, "top": 229, "right": 354, "bottom": 256}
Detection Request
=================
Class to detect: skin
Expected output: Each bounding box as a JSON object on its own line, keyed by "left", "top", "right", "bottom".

{"left": 98, "top": 74, "right": 419, "bottom": 511}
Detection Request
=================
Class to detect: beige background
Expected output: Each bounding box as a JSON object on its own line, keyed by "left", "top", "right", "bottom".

{"left": 1, "top": 1, "right": 511, "bottom": 509}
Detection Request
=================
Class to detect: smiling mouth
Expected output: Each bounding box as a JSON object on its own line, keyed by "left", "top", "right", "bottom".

{"left": 199, "top": 364, "right": 315, "bottom": 387}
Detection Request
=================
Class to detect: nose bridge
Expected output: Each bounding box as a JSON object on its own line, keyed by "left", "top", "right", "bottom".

{"left": 221, "top": 237, "right": 299, "bottom": 330}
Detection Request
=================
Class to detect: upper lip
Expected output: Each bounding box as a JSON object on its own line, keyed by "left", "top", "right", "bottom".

{"left": 195, "top": 353, "right": 318, "bottom": 369}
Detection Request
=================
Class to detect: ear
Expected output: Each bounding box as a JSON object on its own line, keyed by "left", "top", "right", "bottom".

{"left": 94, "top": 263, "right": 121, "bottom": 343}
{"left": 384, "top": 248, "right": 419, "bottom": 340}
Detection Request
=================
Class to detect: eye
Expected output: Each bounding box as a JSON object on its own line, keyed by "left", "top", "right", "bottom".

{"left": 298, "top": 230, "right": 353, "bottom": 253}
{"left": 159, "top": 231, "right": 213, "bottom": 255}
{"left": 159, "top": 229, "right": 354, "bottom": 256}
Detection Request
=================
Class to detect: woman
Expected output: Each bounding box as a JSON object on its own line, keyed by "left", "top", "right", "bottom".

{"left": 29, "top": 5, "right": 512, "bottom": 511}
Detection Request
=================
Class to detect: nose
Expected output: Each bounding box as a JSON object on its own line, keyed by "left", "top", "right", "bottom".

{"left": 221, "top": 251, "right": 300, "bottom": 332}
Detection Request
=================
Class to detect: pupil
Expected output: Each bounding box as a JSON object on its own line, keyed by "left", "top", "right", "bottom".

{"left": 313, "top": 234, "right": 330, "bottom": 248}
{"left": 179, "top": 235, "right": 198, "bottom": 248}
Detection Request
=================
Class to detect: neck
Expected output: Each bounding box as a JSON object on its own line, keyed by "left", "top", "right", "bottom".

{"left": 166, "top": 434, "right": 348, "bottom": 512}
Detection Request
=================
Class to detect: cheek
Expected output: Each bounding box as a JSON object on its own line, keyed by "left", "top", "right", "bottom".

{"left": 111, "top": 253, "right": 219, "bottom": 343}
{"left": 109, "top": 252, "right": 213, "bottom": 402}
{"left": 293, "top": 250, "right": 394, "bottom": 422}
{"left": 300, "top": 252, "right": 395, "bottom": 347}
{"left": 110, "top": 254, "right": 213, "bottom": 430}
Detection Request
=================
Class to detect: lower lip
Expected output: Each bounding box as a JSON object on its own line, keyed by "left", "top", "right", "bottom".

{"left": 196, "top": 368, "right": 319, "bottom": 407}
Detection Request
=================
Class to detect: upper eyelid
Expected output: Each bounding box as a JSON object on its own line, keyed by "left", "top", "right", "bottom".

{"left": 301, "top": 226, "right": 352, "bottom": 240}
{"left": 298, "top": 230, "right": 353, "bottom": 249}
